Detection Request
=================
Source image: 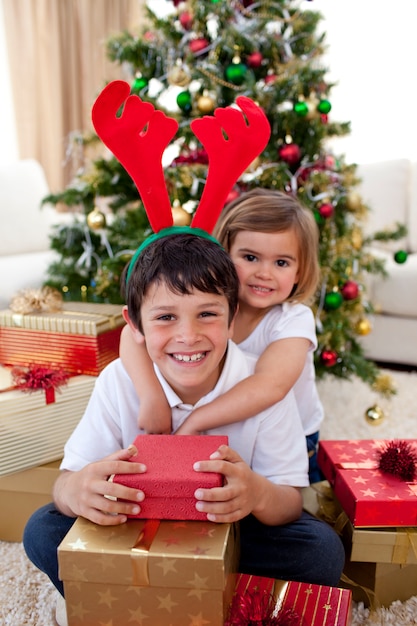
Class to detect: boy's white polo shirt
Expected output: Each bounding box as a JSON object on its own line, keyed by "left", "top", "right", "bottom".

{"left": 62, "top": 340, "right": 308, "bottom": 488}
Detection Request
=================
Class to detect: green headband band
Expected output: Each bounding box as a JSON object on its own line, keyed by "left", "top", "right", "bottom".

{"left": 126, "top": 226, "right": 222, "bottom": 284}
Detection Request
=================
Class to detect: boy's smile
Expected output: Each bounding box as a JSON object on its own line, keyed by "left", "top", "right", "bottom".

{"left": 136, "top": 281, "right": 234, "bottom": 405}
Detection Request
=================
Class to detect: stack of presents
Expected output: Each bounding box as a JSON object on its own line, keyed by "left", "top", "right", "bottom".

{"left": 313, "top": 439, "right": 417, "bottom": 609}
{"left": 1, "top": 294, "right": 416, "bottom": 624}
{"left": 0, "top": 295, "right": 125, "bottom": 541}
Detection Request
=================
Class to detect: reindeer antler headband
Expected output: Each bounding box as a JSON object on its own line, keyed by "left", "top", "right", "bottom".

{"left": 91, "top": 80, "right": 271, "bottom": 281}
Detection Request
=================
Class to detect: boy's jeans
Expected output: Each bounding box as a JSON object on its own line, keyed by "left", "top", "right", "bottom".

{"left": 24, "top": 502, "right": 345, "bottom": 597}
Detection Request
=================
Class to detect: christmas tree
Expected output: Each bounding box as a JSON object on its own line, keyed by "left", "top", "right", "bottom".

{"left": 42, "top": 0, "right": 405, "bottom": 389}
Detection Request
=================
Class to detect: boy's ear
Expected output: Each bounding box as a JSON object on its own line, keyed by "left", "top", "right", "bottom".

{"left": 122, "top": 305, "right": 144, "bottom": 342}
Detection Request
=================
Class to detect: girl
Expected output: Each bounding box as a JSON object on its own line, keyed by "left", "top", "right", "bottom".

{"left": 119, "top": 189, "right": 324, "bottom": 482}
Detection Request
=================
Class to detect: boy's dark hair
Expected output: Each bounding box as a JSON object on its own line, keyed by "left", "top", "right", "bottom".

{"left": 121, "top": 233, "right": 239, "bottom": 333}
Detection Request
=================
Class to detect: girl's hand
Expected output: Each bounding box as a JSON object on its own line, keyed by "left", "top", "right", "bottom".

{"left": 54, "top": 445, "right": 147, "bottom": 525}
{"left": 174, "top": 419, "right": 200, "bottom": 435}
{"left": 192, "top": 445, "right": 259, "bottom": 523}
{"left": 138, "top": 396, "right": 172, "bottom": 434}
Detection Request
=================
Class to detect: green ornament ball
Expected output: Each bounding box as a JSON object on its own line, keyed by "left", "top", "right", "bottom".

{"left": 131, "top": 76, "right": 148, "bottom": 93}
{"left": 317, "top": 99, "right": 332, "bottom": 114}
{"left": 394, "top": 250, "right": 408, "bottom": 264}
{"left": 225, "top": 62, "right": 247, "bottom": 86}
{"left": 293, "top": 101, "right": 309, "bottom": 117}
{"left": 176, "top": 90, "right": 192, "bottom": 113}
{"left": 313, "top": 210, "right": 325, "bottom": 226}
{"left": 324, "top": 291, "right": 344, "bottom": 310}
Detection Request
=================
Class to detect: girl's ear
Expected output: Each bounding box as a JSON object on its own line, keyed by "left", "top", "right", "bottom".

{"left": 122, "top": 305, "right": 144, "bottom": 342}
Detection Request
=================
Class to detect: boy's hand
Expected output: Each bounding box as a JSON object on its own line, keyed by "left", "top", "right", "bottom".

{"left": 54, "top": 445, "right": 147, "bottom": 525}
{"left": 193, "top": 445, "right": 259, "bottom": 523}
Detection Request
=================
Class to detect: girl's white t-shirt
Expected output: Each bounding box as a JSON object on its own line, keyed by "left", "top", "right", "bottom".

{"left": 238, "top": 302, "right": 324, "bottom": 436}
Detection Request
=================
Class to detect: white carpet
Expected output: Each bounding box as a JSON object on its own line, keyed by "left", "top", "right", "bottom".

{"left": 1, "top": 367, "right": 417, "bottom": 625}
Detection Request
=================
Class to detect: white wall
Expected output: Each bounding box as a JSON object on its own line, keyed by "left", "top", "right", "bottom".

{"left": 0, "top": 2, "right": 18, "bottom": 164}
{"left": 1, "top": 0, "right": 416, "bottom": 165}
{"left": 315, "top": 0, "right": 417, "bottom": 164}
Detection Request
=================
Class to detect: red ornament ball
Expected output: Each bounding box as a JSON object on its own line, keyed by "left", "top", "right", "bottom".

{"left": 278, "top": 143, "right": 301, "bottom": 166}
{"left": 321, "top": 350, "right": 338, "bottom": 367}
{"left": 318, "top": 202, "right": 334, "bottom": 219}
{"left": 179, "top": 11, "right": 193, "bottom": 30}
{"left": 246, "top": 51, "right": 263, "bottom": 68}
{"left": 341, "top": 280, "right": 359, "bottom": 300}
{"left": 225, "top": 188, "right": 241, "bottom": 205}
{"left": 189, "top": 38, "right": 209, "bottom": 54}
{"left": 264, "top": 73, "right": 277, "bottom": 84}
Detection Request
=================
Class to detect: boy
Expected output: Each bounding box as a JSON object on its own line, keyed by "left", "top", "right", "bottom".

{"left": 23, "top": 232, "right": 344, "bottom": 611}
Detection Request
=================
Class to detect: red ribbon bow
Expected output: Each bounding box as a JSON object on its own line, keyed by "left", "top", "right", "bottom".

{"left": 11, "top": 365, "right": 70, "bottom": 405}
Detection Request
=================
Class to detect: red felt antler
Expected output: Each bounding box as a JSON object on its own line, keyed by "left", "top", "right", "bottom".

{"left": 190, "top": 96, "right": 271, "bottom": 233}
{"left": 91, "top": 80, "right": 178, "bottom": 232}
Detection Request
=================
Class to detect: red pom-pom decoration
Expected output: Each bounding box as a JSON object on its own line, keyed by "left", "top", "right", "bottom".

{"left": 11, "top": 364, "right": 70, "bottom": 405}
{"left": 378, "top": 440, "right": 417, "bottom": 482}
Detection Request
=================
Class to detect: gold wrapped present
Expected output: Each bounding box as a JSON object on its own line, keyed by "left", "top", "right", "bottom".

{"left": 0, "top": 302, "right": 125, "bottom": 375}
{"left": 302, "top": 480, "right": 417, "bottom": 607}
{"left": 346, "top": 522, "right": 417, "bottom": 565}
{"left": 0, "top": 366, "right": 96, "bottom": 475}
{"left": 58, "top": 516, "right": 238, "bottom": 626}
{"left": 0, "top": 460, "right": 61, "bottom": 541}
{"left": 342, "top": 521, "right": 417, "bottom": 607}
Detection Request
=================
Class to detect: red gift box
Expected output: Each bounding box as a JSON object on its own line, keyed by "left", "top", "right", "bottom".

{"left": 228, "top": 574, "right": 352, "bottom": 626}
{"left": 0, "top": 302, "right": 125, "bottom": 376}
{"left": 318, "top": 439, "right": 417, "bottom": 527}
{"left": 112, "top": 434, "right": 228, "bottom": 520}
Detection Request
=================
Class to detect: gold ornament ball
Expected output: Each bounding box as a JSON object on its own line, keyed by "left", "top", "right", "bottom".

{"left": 355, "top": 318, "right": 372, "bottom": 336}
{"left": 87, "top": 208, "right": 106, "bottom": 230}
{"left": 364, "top": 404, "right": 385, "bottom": 425}
{"left": 197, "top": 94, "right": 215, "bottom": 113}
{"left": 351, "top": 227, "right": 363, "bottom": 250}
{"left": 346, "top": 191, "right": 362, "bottom": 211}
{"left": 172, "top": 203, "right": 192, "bottom": 226}
{"left": 167, "top": 65, "right": 191, "bottom": 87}
{"left": 305, "top": 94, "right": 320, "bottom": 120}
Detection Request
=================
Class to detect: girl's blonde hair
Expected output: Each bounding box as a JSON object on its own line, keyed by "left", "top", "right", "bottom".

{"left": 213, "top": 189, "right": 320, "bottom": 304}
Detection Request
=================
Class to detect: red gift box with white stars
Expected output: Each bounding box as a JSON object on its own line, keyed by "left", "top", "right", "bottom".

{"left": 58, "top": 515, "right": 238, "bottom": 626}
{"left": 317, "top": 439, "right": 417, "bottom": 527}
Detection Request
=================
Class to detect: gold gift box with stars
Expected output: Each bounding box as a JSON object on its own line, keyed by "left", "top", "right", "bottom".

{"left": 58, "top": 515, "right": 238, "bottom": 626}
